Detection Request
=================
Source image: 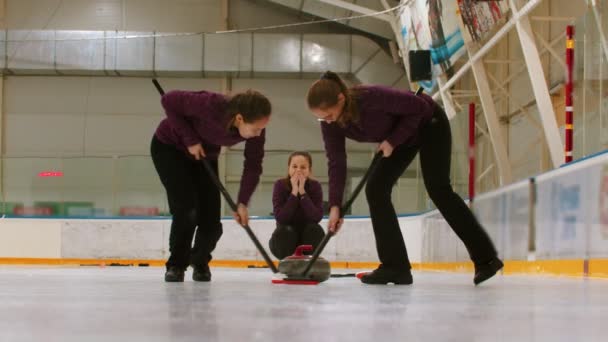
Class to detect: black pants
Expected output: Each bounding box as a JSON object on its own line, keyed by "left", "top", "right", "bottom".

{"left": 151, "top": 136, "right": 222, "bottom": 270}
{"left": 269, "top": 223, "right": 325, "bottom": 259}
{"left": 366, "top": 105, "right": 497, "bottom": 269}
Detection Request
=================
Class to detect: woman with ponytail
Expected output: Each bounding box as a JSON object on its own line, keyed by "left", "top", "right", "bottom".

{"left": 152, "top": 88, "right": 271, "bottom": 282}
{"left": 306, "top": 71, "right": 502, "bottom": 286}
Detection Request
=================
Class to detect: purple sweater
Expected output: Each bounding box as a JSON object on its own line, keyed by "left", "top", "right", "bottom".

{"left": 272, "top": 178, "right": 323, "bottom": 225}
{"left": 322, "top": 85, "right": 435, "bottom": 207}
{"left": 154, "top": 90, "right": 265, "bottom": 205}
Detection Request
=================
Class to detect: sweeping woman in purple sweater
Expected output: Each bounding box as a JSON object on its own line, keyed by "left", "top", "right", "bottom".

{"left": 270, "top": 151, "right": 325, "bottom": 259}
{"left": 151, "top": 89, "right": 271, "bottom": 283}
{"left": 307, "top": 71, "right": 503, "bottom": 285}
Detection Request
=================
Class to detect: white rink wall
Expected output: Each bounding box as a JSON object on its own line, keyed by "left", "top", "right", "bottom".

{"left": 0, "top": 216, "right": 424, "bottom": 263}
{"left": 422, "top": 150, "right": 608, "bottom": 263}
{"left": 1, "top": 150, "right": 607, "bottom": 264}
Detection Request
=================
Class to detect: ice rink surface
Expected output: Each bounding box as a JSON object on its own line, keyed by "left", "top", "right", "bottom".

{"left": 1, "top": 266, "right": 607, "bottom": 342}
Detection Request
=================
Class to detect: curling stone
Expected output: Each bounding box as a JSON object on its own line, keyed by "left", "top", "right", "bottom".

{"left": 278, "top": 245, "right": 331, "bottom": 282}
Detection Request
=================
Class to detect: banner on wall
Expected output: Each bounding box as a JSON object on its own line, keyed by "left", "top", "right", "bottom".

{"left": 398, "top": 0, "right": 508, "bottom": 91}
{"left": 119, "top": 206, "right": 160, "bottom": 216}
{"left": 399, "top": 0, "right": 465, "bottom": 91}
{"left": 457, "top": 0, "right": 509, "bottom": 42}
{"left": 551, "top": 180, "right": 586, "bottom": 258}
{"left": 534, "top": 171, "right": 588, "bottom": 259}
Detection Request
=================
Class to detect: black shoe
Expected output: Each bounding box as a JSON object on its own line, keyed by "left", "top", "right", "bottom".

{"left": 474, "top": 258, "right": 504, "bottom": 285}
{"left": 360, "top": 265, "right": 413, "bottom": 285}
{"left": 192, "top": 264, "right": 211, "bottom": 282}
{"left": 165, "top": 267, "right": 185, "bottom": 282}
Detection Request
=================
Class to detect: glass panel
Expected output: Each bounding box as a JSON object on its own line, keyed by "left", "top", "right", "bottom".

{"left": 3, "top": 157, "right": 63, "bottom": 217}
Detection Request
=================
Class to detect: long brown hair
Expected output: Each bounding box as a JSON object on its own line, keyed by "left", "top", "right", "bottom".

{"left": 306, "top": 71, "right": 360, "bottom": 127}
{"left": 226, "top": 89, "right": 271, "bottom": 130}
{"left": 283, "top": 151, "right": 313, "bottom": 191}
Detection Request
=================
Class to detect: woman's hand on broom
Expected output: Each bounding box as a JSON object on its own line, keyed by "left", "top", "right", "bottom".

{"left": 328, "top": 206, "right": 343, "bottom": 234}
{"left": 234, "top": 203, "right": 249, "bottom": 227}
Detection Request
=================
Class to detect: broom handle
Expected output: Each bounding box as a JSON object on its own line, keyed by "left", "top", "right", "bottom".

{"left": 300, "top": 152, "right": 383, "bottom": 278}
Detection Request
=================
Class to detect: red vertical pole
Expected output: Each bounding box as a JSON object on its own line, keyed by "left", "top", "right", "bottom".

{"left": 565, "top": 25, "right": 574, "bottom": 163}
{"left": 469, "top": 102, "right": 475, "bottom": 202}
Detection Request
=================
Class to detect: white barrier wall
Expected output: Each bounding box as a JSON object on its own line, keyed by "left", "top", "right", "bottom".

{"left": 61, "top": 220, "right": 168, "bottom": 260}
{"left": 473, "top": 180, "right": 531, "bottom": 261}
{"left": 419, "top": 151, "right": 608, "bottom": 264}
{"left": 0, "top": 216, "right": 424, "bottom": 263}
{"left": 421, "top": 211, "right": 469, "bottom": 263}
{"left": 2, "top": 151, "right": 607, "bottom": 264}
{"left": 535, "top": 153, "right": 608, "bottom": 260}
{"left": 0, "top": 219, "right": 63, "bottom": 258}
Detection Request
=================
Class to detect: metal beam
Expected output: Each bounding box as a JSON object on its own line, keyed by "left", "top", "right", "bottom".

{"left": 477, "top": 164, "right": 495, "bottom": 183}
{"left": 484, "top": 59, "right": 523, "bottom": 64}
{"left": 534, "top": 31, "right": 566, "bottom": 69}
{"left": 468, "top": 48, "right": 512, "bottom": 184}
{"left": 487, "top": 72, "right": 543, "bottom": 132}
{"left": 510, "top": 0, "right": 563, "bottom": 168}
{"left": 455, "top": 4, "right": 512, "bottom": 184}
{"left": 450, "top": 89, "right": 480, "bottom": 93}
{"left": 530, "top": 16, "right": 576, "bottom": 22}
{"left": 432, "top": 0, "right": 544, "bottom": 101}
{"left": 494, "top": 32, "right": 566, "bottom": 99}
{"left": 436, "top": 75, "right": 457, "bottom": 119}
{"left": 453, "top": 98, "right": 463, "bottom": 112}
{"left": 475, "top": 122, "right": 489, "bottom": 138}
{"left": 317, "top": 0, "right": 392, "bottom": 22}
